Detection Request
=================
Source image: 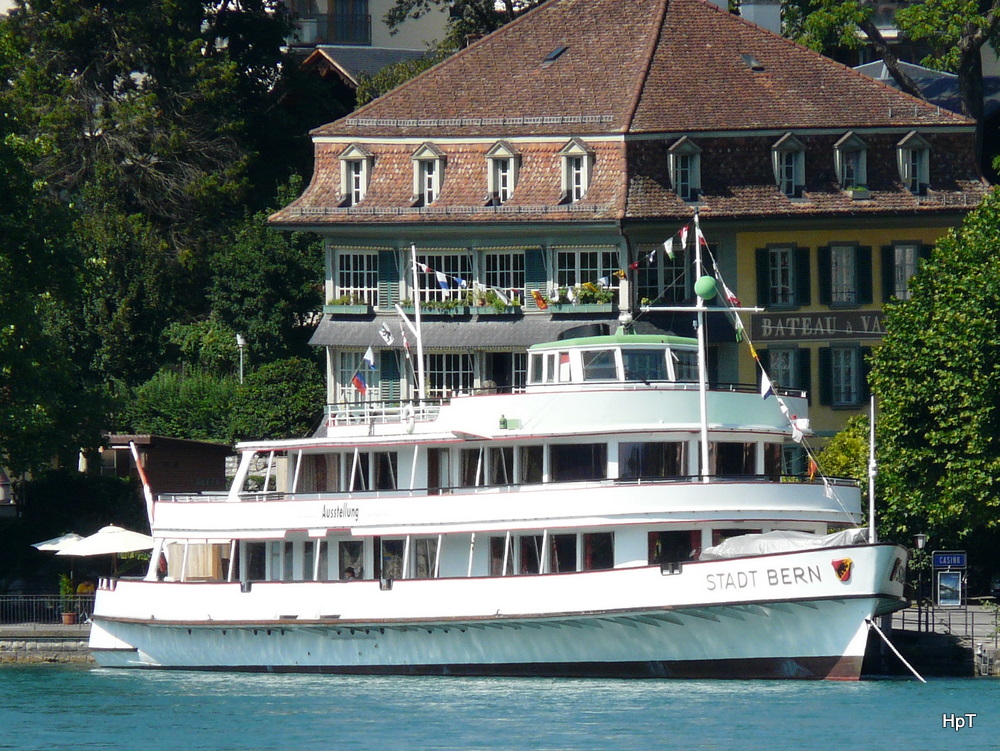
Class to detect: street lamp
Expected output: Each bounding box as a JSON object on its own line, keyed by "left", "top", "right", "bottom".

{"left": 236, "top": 334, "right": 246, "bottom": 384}
{"left": 914, "top": 533, "right": 927, "bottom": 632}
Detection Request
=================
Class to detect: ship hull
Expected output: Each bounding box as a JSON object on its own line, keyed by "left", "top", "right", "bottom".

{"left": 89, "top": 543, "right": 906, "bottom": 680}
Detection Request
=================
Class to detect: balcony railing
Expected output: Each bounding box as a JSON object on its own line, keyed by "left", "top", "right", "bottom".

{"left": 0, "top": 594, "right": 96, "bottom": 624}
{"left": 292, "top": 12, "right": 371, "bottom": 45}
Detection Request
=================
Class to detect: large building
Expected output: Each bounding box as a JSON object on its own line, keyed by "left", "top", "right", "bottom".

{"left": 271, "top": 0, "right": 987, "bottom": 445}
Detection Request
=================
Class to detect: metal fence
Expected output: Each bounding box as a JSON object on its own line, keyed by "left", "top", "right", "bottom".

{"left": 0, "top": 595, "right": 95, "bottom": 625}
{"left": 892, "top": 606, "right": 1000, "bottom": 649}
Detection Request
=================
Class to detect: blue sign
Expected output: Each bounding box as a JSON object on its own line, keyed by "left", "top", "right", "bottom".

{"left": 932, "top": 551, "right": 967, "bottom": 569}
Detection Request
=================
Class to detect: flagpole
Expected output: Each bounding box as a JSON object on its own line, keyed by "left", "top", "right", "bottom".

{"left": 694, "top": 211, "right": 710, "bottom": 482}
{"left": 868, "top": 395, "right": 877, "bottom": 542}
{"left": 411, "top": 243, "right": 426, "bottom": 401}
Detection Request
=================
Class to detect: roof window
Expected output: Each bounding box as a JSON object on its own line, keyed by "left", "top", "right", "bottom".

{"left": 542, "top": 46, "right": 569, "bottom": 67}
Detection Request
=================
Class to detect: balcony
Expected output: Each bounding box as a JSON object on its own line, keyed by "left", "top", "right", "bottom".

{"left": 292, "top": 11, "right": 372, "bottom": 46}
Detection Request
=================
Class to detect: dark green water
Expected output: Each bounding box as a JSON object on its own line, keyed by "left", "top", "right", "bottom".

{"left": 1, "top": 666, "right": 995, "bottom": 750}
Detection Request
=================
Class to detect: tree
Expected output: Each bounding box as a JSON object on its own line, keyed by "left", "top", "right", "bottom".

{"left": 783, "top": 0, "right": 1000, "bottom": 163}
{"left": 229, "top": 357, "right": 325, "bottom": 440}
{"left": 384, "top": 0, "right": 540, "bottom": 39}
{"left": 870, "top": 188, "right": 1000, "bottom": 546}
{"left": 208, "top": 177, "right": 324, "bottom": 364}
{"left": 125, "top": 369, "right": 239, "bottom": 442}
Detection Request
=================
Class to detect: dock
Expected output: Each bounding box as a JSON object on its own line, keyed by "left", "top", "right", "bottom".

{"left": 0, "top": 622, "right": 93, "bottom": 665}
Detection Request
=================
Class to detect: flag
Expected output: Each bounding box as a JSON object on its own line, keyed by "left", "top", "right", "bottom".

{"left": 679, "top": 224, "right": 689, "bottom": 250}
{"left": 492, "top": 287, "right": 510, "bottom": 306}
{"left": 791, "top": 420, "right": 803, "bottom": 443}
{"left": 435, "top": 270, "right": 449, "bottom": 289}
{"left": 378, "top": 322, "right": 394, "bottom": 346}
{"left": 400, "top": 324, "right": 411, "bottom": 359}
{"left": 760, "top": 371, "right": 774, "bottom": 400}
{"left": 363, "top": 346, "right": 376, "bottom": 370}
{"left": 662, "top": 238, "right": 673, "bottom": 260}
{"left": 697, "top": 226, "right": 709, "bottom": 249}
{"left": 352, "top": 372, "right": 367, "bottom": 394}
{"left": 417, "top": 262, "right": 430, "bottom": 273}
{"left": 808, "top": 458, "right": 818, "bottom": 481}
{"left": 629, "top": 260, "right": 640, "bottom": 270}
{"left": 456, "top": 277, "right": 468, "bottom": 289}
{"left": 530, "top": 289, "right": 548, "bottom": 310}
{"left": 748, "top": 341, "right": 759, "bottom": 361}
{"left": 597, "top": 276, "right": 609, "bottom": 288}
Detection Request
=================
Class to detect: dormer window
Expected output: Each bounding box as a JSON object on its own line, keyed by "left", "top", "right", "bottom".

{"left": 412, "top": 142, "right": 445, "bottom": 206}
{"left": 486, "top": 141, "right": 520, "bottom": 204}
{"left": 668, "top": 137, "right": 702, "bottom": 201}
{"left": 897, "top": 131, "right": 930, "bottom": 195}
{"left": 339, "top": 144, "right": 373, "bottom": 206}
{"left": 559, "top": 138, "right": 594, "bottom": 203}
{"left": 772, "top": 133, "right": 805, "bottom": 198}
{"left": 834, "top": 132, "right": 867, "bottom": 190}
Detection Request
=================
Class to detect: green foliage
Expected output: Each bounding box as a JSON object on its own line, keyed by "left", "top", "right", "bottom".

{"left": 229, "top": 357, "right": 325, "bottom": 441}
{"left": 208, "top": 177, "right": 324, "bottom": 364}
{"left": 894, "top": 0, "right": 979, "bottom": 73}
{"left": 870, "top": 189, "right": 1000, "bottom": 546}
{"left": 817, "top": 414, "right": 870, "bottom": 513}
{"left": 356, "top": 49, "right": 449, "bottom": 107}
{"left": 125, "top": 369, "right": 239, "bottom": 442}
{"left": 162, "top": 320, "right": 240, "bottom": 377}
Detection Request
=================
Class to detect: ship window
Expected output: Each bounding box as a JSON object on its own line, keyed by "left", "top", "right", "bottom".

{"left": 712, "top": 528, "right": 762, "bottom": 546}
{"left": 764, "top": 443, "right": 783, "bottom": 477}
{"left": 245, "top": 541, "right": 266, "bottom": 581}
{"left": 557, "top": 352, "right": 571, "bottom": 382}
{"left": 620, "top": 442, "right": 686, "bottom": 479}
{"left": 461, "top": 447, "right": 484, "bottom": 486}
{"left": 315, "top": 541, "right": 328, "bottom": 581}
{"left": 549, "top": 534, "right": 577, "bottom": 573}
{"left": 671, "top": 349, "right": 698, "bottom": 381}
{"left": 489, "top": 446, "right": 514, "bottom": 485}
{"left": 649, "top": 530, "right": 701, "bottom": 564}
{"left": 583, "top": 532, "right": 614, "bottom": 570}
{"left": 519, "top": 445, "right": 544, "bottom": 484}
{"left": 381, "top": 539, "right": 405, "bottom": 580}
{"left": 551, "top": 443, "right": 607, "bottom": 482}
{"left": 350, "top": 452, "right": 369, "bottom": 491}
{"left": 299, "top": 453, "right": 341, "bottom": 493}
{"left": 519, "top": 535, "right": 544, "bottom": 575}
{"left": 622, "top": 350, "right": 668, "bottom": 381}
{"left": 490, "top": 536, "right": 514, "bottom": 576}
{"left": 411, "top": 537, "right": 437, "bottom": 579}
{"left": 339, "top": 541, "right": 363, "bottom": 580}
{"left": 303, "top": 542, "right": 314, "bottom": 581}
{"left": 529, "top": 353, "right": 543, "bottom": 383}
{"left": 283, "top": 541, "right": 294, "bottom": 581}
{"left": 373, "top": 452, "right": 397, "bottom": 490}
{"left": 711, "top": 442, "right": 756, "bottom": 476}
{"left": 581, "top": 349, "right": 617, "bottom": 381}
{"left": 349, "top": 451, "right": 397, "bottom": 491}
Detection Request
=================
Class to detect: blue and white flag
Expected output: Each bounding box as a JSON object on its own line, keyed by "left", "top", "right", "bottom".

{"left": 435, "top": 270, "right": 449, "bottom": 289}
{"left": 363, "top": 346, "right": 376, "bottom": 370}
{"left": 760, "top": 371, "right": 774, "bottom": 400}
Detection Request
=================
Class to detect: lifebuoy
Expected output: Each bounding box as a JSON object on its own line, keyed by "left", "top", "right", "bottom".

{"left": 401, "top": 403, "right": 416, "bottom": 433}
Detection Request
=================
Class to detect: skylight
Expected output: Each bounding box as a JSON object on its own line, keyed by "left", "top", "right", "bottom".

{"left": 542, "top": 46, "right": 569, "bottom": 67}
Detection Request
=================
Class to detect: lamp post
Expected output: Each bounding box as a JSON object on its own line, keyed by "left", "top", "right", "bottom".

{"left": 914, "top": 533, "right": 927, "bottom": 632}
{"left": 236, "top": 334, "right": 246, "bottom": 384}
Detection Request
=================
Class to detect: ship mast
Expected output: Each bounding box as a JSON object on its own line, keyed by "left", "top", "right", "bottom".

{"left": 693, "top": 212, "right": 711, "bottom": 481}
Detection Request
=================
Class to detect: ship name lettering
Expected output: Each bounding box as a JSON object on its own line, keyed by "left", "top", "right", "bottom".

{"left": 766, "top": 565, "right": 822, "bottom": 586}
{"left": 322, "top": 503, "right": 360, "bottom": 522}
{"left": 705, "top": 570, "right": 758, "bottom": 591}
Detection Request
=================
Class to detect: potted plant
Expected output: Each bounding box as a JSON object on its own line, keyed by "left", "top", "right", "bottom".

{"left": 847, "top": 185, "right": 870, "bottom": 200}
{"left": 59, "top": 573, "right": 77, "bottom": 625}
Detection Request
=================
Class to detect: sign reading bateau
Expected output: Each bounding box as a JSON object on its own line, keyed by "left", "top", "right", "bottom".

{"left": 750, "top": 312, "right": 885, "bottom": 342}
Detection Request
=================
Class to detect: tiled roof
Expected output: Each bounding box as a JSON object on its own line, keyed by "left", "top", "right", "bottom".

{"left": 312, "top": 0, "right": 968, "bottom": 139}
{"left": 302, "top": 46, "right": 428, "bottom": 88}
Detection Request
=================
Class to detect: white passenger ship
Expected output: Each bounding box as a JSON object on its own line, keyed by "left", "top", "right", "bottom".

{"left": 90, "top": 308, "right": 908, "bottom": 679}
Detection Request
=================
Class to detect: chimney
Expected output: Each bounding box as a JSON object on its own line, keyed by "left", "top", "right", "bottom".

{"left": 741, "top": 0, "right": 782, "bottom": 35}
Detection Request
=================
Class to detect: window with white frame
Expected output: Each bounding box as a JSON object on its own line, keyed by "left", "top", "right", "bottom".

{"left": 768, "top": 246, "right": 795, "bottom": 306}
{"left": 336, "top": 250, "right": 378, "bottom": 305}
{"left": 338, "top": 144, "right": 373, "bottom": 206}
{"left": 556, "top": 248, "right": 619, "bottom": 291}
{"left": 636, "top": 244, "right": 692, "bottom": 304}
{"left": 486, "top": 141, "right": 520, "bottom": 204}
{"left": 484, "top": 250, "right": 525, "bottom": 300}
{"left": 339, "top": 350, "right": 379, "bottom": 402}
{"left": 832, "top": 347, "right": 859, "bottom": 406}
{"left": 891, "top": 243, "right": 920, "bottom": 300}
{"left": 425, "top": 353, "right": 475, "bottom": 397}
{"left": 834, "top": 132, "right": 867, "bottom": 190}
{"left": 411, "top": 142, "right": 445, "bottom": 206}
{"left": 668, "top": 137, "right": 702, "bottom": 201}
{"left": 897, "top": 131, "right": 930, "bottom": 194}
{"left": 772, "top": 133, "right": 805, "bottom": 198}
{"left": 559, "top": 138, "right": 594, "bottom": 203}
{"left": 415, "top": 252, "right": 471, "bottom": 304}
{"left": 829, "top": 245, "right": 857, "bottom": 304}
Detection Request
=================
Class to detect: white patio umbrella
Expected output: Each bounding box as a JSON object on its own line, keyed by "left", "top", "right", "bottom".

{"left": 31, "top": 532, "right": 84, "bottom": 552}
{"left": 56, "top": 525, "right": 153, "bottom": 557}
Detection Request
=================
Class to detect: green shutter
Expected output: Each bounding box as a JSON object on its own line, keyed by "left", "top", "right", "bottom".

{"left": 818, "top": 347, "right": 832, "bottom": 406}
{"left": 525, "top": 248, "right": 547, "bottom": 310}
{"left": 380, "top": 350, "right": 401, "bottom": 403}
{"left": 881, "top": 245, "right": 895, "bottom": 303}
{"left": 796, "top": 348, "right": 812, "bottom": 402}
{"left": 794, "top": 247, "right": 811, "bottom": 306}
{"left": 378, "top": 250, "right": 400, "bottom": 309}
{"left": 755, "top": 248, "right": 771, "bottom": 307}
{"left": 857, "top": 246, "right": 873, "bottom": 304}
{"left": 817, "top": 246, "right": 831, "bottom": 305}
